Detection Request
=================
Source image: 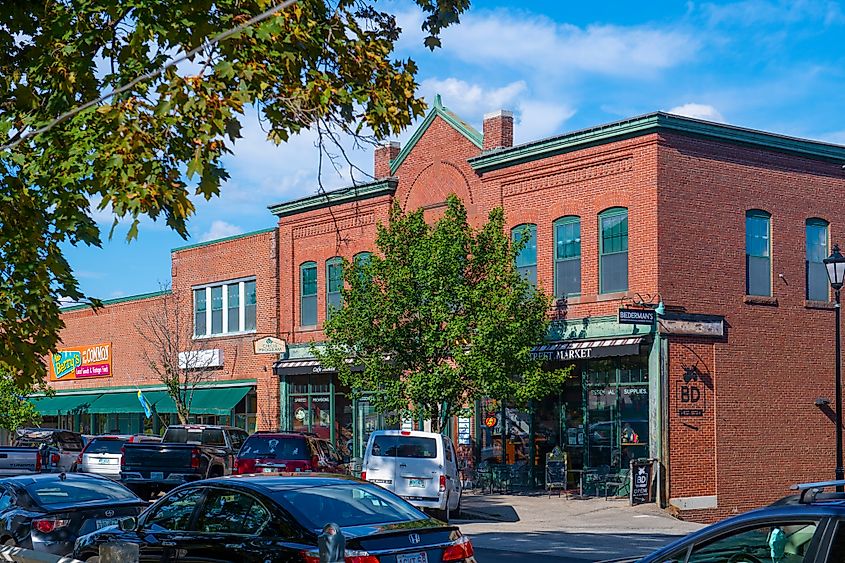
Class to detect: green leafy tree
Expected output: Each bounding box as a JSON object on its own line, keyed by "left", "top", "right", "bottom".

{"left": 0, "top": 0, "right": 470, "bottom": 385}
{"left": 317, "top": 195, "right": 571, "bottom": 430}
{"left": 0, "top": 369, "right": 43, "bottom": 432}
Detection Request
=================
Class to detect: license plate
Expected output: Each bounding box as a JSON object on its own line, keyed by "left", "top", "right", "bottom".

{"left": 262, "top": 467, "right": 281, "bottom": 473}
{"left": 151, "top": 472, "right": 164, "bottom": 480}
{"left": 408, "top": 479, "right": 425, "bottom": 488}
{"left": 97, "top": 458, "right": 111, "bottom": 464}
{"left": 397, "top": 552, "right": 428, "bottom": 563}
{"left": 96, "top": 518, "right": 118, "bottom": 529}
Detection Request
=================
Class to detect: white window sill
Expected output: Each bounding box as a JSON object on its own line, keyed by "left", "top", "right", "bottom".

{"left": 193, "top": 330, "right": 257, "bottom": 340}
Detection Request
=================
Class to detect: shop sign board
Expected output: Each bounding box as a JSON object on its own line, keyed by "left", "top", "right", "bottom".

{"left": 545, "top": 449, "right": 568, "bottom": 494}
{"left": 50, "top": 342, "right": 112, "bottom": 381}
{"left": 457, "top": 417, "right": 472, "bottom": 445}
{"left": 253, "top": 337, "right": 287, "bottom": 355}
{"left": 618, "top": 308, "right": 656, "bottom": 325}
{"left": 630, "top": 459, "right": 654, "bottom": 505}
{"left": 678, "top": 366, "right": 707, "bottom": 417}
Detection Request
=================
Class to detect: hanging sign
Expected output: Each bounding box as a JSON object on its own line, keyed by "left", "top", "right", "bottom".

{"left": 253, "top": 337, "right": 287, "bottom": 355}
{"left": 49, "top": 343, "right": 112, "bottom": 381}
{"left": 618, "top": 308, "right": 656, "bottom": 325}
{"left": 484, "top": 416, "right": 498, "bottom": 428}
{"left": 457, "top": 417, "right": 472, "bottom": 445}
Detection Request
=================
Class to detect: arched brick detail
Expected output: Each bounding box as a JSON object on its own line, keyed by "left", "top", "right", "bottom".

{"left": 403, "top": 160, "right": 474, "bottom": 212}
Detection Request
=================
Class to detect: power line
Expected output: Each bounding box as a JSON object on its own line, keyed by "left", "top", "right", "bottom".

{"left": 0, "top": 0, "right": 298, "bottom": 153}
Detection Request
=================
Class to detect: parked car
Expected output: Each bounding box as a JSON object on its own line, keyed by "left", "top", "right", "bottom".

{"left": 362, "top": 430, "right": 462, "bottom": 521}
{"left": 607, "top": 479, "right": 845, "bottom": 563}
{"left": 76, "top": 435, "right": 162, "bottom": 479}
{"left": 234, "top": 431, "right": 349, "bottom": 475}
{"left": 120, "top": 425, "right": 249, "bottom": 499}
{"left": 0, "top": 446, "right": 42, "bottom": 476}
{"left": 0, "top": 473, "right": 147, "bottom": 556}
{"left": 13, "top": 428, "right": 84, "bottom": 473}
{"left": 74, "top": 474, "right": 476, "bottom": 563}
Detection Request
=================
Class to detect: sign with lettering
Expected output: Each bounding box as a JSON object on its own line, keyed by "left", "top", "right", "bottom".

{"left": 457, "top": 417, "right": 472, "bottom": 445}
{"left": 618, "top": 308, "right": 656, "bottom": 325}
{"left": 630, "top": 459, "right": 654, "bottom": 505}
{"left": 678, "top": 365, "right": 707, "bottom": 417}
{"left": 49, "top": 343, "right": 112, "bottom": 381}
{"left": 253, "top": 337, "right": 287, "bottom": 355}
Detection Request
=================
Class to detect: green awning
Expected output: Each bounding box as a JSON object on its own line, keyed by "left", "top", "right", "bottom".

{"left": 31, "top": 393, "right": 101, "bottom": 416}
{"left": 86, "top": 390, "right": 172, "bottom": 414}
{"left": 154, "top": 386, "right": 251, "bottom": 415}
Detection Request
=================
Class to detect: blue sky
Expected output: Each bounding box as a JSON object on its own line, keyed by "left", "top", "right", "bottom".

{"left": 63, "top": 0, "right": 845, "bottom": 301}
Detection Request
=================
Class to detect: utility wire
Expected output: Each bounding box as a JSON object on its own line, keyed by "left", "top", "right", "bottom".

{"left": 0, "top": 0, "right": 298, "bottom": 153}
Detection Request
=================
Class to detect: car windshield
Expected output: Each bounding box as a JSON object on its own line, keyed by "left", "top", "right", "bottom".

{"left": 275, "top": 483, "right": 426, "bottom": 529}
{"left": 85, "top": 438, "right": 125, "bottom": 455}
{"left": 239, "top": 436, "right": 308, "bottom": 460}
{"left": 26, "top": 479, "right": 137, "bottom": 506}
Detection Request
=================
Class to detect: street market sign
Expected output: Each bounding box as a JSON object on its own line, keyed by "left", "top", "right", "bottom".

{"left": 49, "top": 342, "right": 112, "bottom": 381}
{"left": 253, "top": 337, "right": 287, "bottom": 355}
{"left": 618, "top": 308, "right": 656, "bottom": 325}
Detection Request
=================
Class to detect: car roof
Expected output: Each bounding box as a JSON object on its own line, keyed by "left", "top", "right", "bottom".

{"left": 0, "top": 472, "right": 114, "bottom": 486}
{"left": 246, "top": 432, "right": 310, "bottom": 439}
{"left": 368, "top": 430, "right": 443, "bottom": 439}
{"left": 199, "top": 473, "right": 364, "bottom": 494}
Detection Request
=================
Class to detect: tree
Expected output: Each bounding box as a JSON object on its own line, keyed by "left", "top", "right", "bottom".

{"left": 0, "top": 0, "right": 470, "bottom": 386}
{"left": 317, "top": 195, "right": 572, "bottom": 431}
{"left": 0, "top": 369, "right": 43, "bottom": 432}
{"left": 136, "top": 286, "right": 224, "bottom": 424}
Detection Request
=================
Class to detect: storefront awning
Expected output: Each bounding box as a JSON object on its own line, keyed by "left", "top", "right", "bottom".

{"left": 86, "top": 390, "right": 172, "bottom": 414}
{"left": 153, "top": 386, "right": 251, "bottom": 415}
{"left": 30, "top": 393, "right": 102, "bottom": 416}
{"left": 273, "top": 358, "right": 334, "bottom": 376}
{"left": 531, "top": 336, "right": 645, "bottom": 361}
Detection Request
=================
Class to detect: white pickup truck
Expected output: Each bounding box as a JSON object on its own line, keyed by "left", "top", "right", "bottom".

{"left": 0, "top": 446, "right": 42, "bottom": 475}
{"left": 0, "top": 428, "right": 84, "bottom": 475}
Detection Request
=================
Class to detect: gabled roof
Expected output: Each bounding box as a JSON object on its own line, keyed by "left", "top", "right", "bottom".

{"left": 469, "top": 111, "right": 845, "bottom": 172}
{"left": 389, "top": 94, "right": 482, "bottom": 174}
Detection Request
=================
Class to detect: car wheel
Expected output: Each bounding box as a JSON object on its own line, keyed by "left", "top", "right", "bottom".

{"left": 453, "top": 493, "right": 462, "bottom": 519}
{"left": 85, "top": 556, "right": 100, "bottom": 563}
{"left": 129, "top": 486, "right": 151, "bottom": 501}
{"left": 3, "top": 537, "right": 15, "bottom": 547}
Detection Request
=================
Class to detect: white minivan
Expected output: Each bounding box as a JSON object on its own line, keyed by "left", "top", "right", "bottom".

{"left": 361, "top": 430, "right": 461, "bottom": 521}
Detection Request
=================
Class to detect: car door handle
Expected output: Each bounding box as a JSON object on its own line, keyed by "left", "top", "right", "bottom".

{"left": 399, "top": 464, "right": 407, "bottom": 467}
{"left": 162, "top": 541, "right": 177, "bottom": 546}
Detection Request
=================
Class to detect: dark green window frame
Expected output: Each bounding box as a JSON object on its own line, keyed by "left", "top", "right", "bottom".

{"left": 745, "top": 210, "right": 771, "bottom": 297}
{"left": 599, "top": 208, "right": 628, "bottom": 294}
{"left": 300, "top": 262, "right": 318, "bottom": 327}
{"left": 554, "top": 216, "right": 581, "bottom": 297}
{"left": 512, "top": 224, "right": 537, "bottom": 287}
{"left": 326, "top": 257, "right": 343, "bottom": 320}
{"left": 806, "top": 218, "right": 829, "bottom": 302}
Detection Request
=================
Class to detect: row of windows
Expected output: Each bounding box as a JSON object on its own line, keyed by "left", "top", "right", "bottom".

{"left": 512, "top": 207, "right": 630, "bottom": 297}
{"left": 300, "top": 253, "right": 371, "bottom": 327}
{"left": 194, "top": 279, "right": 257, "bottom": 337}
{"left": 745, "top": 211, "right": 830, "bottom": 301}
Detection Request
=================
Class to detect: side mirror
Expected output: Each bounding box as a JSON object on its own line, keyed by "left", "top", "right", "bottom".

{"left": 118, "top": 516, "right": 138, "bottom": 532}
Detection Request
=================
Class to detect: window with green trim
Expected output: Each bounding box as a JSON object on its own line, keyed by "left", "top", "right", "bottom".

{"left": 806, "top": 218, "right": 829, "bottom": 301}
{"left": 599, "top": 208, "right": 628, "bottom": 293}
{"left": 745, "top": 210, "right": 771, "bottom": 297}
{"left": 326, "top": 257, "right": 343, "bottom": 320}
{"left": 554, "top": 216, "right": 581, "bottom": 296}
{"left": 512, "top": 224, "right": 537, "bottom": 287}
{"left": 300, "top": 262, "right": 318, "bottom": 326}
{"left": 194, "top": 289, "right": 206, "bottom": 336}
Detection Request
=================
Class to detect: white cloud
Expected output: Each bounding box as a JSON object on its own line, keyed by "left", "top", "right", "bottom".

{"left": 419, "top": 78, "right": 526, "bottom": 117}
{"left": 514, "top": 101, "right": 577, "bottom": 144}
{"left": 200, "top": 220, "right": 243, "bottom": 242}
{"left": 667, "top": 103, "right": 726, "bottom": 123}
{"left": 700, "top": 0, "right": 845, "bottom": 27}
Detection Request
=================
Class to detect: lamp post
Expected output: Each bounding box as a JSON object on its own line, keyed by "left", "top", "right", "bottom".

{"left": 824, "top": 244, "right": 845, "bottom": 491}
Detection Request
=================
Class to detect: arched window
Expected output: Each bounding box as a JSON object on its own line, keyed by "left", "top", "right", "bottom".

{"left": 745, "top": 210, "right": 771, "bottom": 297}
{"left": 806, "top": 218, "right": 829, "bottom": 301}
{"left": 511, "top": 224, "right": 537, "bottom": 286}
{"left": 300, "top": 261, "right": 318, "bottom": 326}
{"left": 554, "top": 216, "right": 581, "bottom": 297}
{"left": 326, "top": 257, "right": 343, "bottom": 320}
{"left": 599, "top": 208, "right": 628, "bottom": 293}
{"left": 354, "top": 251, "right": 372, "bottom": 266}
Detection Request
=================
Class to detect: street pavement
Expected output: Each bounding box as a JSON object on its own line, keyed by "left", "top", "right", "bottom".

{"left": 454, "top": 492, "right": 705, "bottom": 562}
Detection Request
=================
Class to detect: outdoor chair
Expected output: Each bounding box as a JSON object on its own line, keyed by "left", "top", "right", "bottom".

{"left": 603, "top": 468, "right": 631, "bottom": 499}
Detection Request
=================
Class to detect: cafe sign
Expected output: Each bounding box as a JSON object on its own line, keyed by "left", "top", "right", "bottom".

{"left": 50, "top": 342, "right": 112, "bottom": 381}
{"left": 618, "top": 308, "right": 656, "bottom": 325}
{"left": 253, "top": 337, "right": 287, "bottom": 355}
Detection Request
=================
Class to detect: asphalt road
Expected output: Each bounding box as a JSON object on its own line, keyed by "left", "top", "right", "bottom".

{"left": 474, "top": 547, "right": 594, "bottom": 563}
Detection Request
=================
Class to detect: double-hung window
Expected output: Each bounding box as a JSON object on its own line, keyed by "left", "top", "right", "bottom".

{"left": 300, "top": 262, "right": 318, "bottom": 327}
{"left": 554, "top": 216, "right": 581, "bottom": 297}
{"left": 193, "top": 278, "right": 257, "bottom": 337}
{"left": 745, "top": 210, "right": 771, "bottom": 297}
{"left": 806, "top": 218, "right": 829, "bottom": 301}
{"left": 512, "top": 224, "right": 537, "bottom": 287}
{"left": 326, "top": 257, "right": 343, "bottom": 319}
{"left": 599, "top": 208, "right": 628, "bottom": 294}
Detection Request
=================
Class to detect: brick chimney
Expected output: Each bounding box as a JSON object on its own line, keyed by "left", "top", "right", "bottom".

{"left": 482, "top": 110, "right": 514, "bottom": 151}
{"left": 374, "top": 141, "right": 400, "bottom": 179}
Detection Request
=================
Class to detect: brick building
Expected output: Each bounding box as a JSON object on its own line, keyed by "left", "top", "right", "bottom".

{"left": 46, "top": 95, "right": 845, "bottom": 522}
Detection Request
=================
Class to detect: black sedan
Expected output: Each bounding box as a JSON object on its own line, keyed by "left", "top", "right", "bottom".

{"left": 74, "top": 473, "right": 476, "bottom": 563}
{"left": 0, "top": 473, "right": 147, "bottom": 556}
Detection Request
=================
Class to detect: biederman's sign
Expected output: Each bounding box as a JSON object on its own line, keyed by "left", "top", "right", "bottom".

{"left": 618, "top": 308, "right": 656, "bottom": 325}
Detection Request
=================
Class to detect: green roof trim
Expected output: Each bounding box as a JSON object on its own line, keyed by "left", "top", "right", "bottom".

{"left": 30, "top": 378, "right": 257, "bottom": 398}
{"left": 171, "top": 227, "right": 275, "bottom": 253}
{"left": 469, "top": 111, "right": 845, "bottom": 172}
{"left": 60, "top": 289, "right": 171, "bottom": 313}
{"left": 268, "top": 178, "right": 398, "bottom": 218}
{"left": 389, "top": 97, "right": 483, "bottom": 174}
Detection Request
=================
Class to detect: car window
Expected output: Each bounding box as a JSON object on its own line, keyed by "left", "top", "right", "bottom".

{"left": 444, "top": 440, "right": 452, "bottom": 462}
{"left": 0, "top": 490, "right": 12, "bottom": 512}
{"left": 372, "top": 436, "right": 436, "bottom": 459}
{"left": 85, "top": 438, "right": 125, "bottom": 455}
{"left": 26, "top": 478, "right": 137, "bottom": 506}
{"left": 239, "top": 436, "right": 308, "bottom": 460}
{"left": 229, "top": 431, "right": 247, "bottom": 451}
{"left": 56, "top": 433, "right": 84, "bottom": 451}
{"left": 196, "top": 489, "right": 270, "bottom": 535}
{"left": 324, "top": 442, "right": 341, "bottom": 462}
{"left": 164, "top": 428, "right": 203, "bottom": 444}
{"left": 202, "top": 429, "right": 226, "bottom": 446}
{"left": 145, "top": 488, "right": 206, "bottom": 532}
{"left": 826, "top": 519, "right": 845, "bottom": 562}
{"left": 687, "top": 521, "right": 819, "bottom": 563}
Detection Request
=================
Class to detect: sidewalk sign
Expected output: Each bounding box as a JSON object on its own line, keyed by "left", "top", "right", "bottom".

{"left": 630, "top": 458, "right": 654, "bottom": 505}
{"left": 545, "top": 448, "right": 567, "bottom": 496}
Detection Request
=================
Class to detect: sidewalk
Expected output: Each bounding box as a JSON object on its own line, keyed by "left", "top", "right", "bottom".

{"left": 455, "top": 492, "right": 704, "bottom": 561}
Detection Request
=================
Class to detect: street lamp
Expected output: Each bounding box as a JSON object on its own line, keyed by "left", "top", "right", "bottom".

{"left": 824, "top": 243, "right": 845, "bottom": 490}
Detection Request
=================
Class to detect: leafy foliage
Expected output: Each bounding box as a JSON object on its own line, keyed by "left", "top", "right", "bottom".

{"left": 0, "top": 369, "right": 43, "bottom": 431}
{"left": 317, "top": 195, "right": 571, "bottom": 430}
{"left": 0, "top": 0, "right": 470, "bottom": 385}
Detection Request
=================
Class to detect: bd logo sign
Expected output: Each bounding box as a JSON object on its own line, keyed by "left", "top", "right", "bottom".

{"left": 677, "top": 365, "right": 707, "bottom": 417}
